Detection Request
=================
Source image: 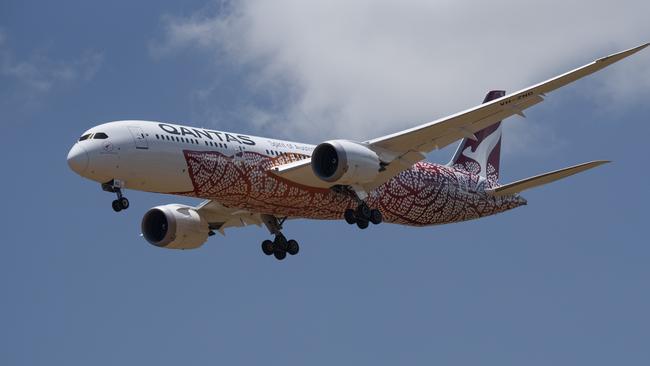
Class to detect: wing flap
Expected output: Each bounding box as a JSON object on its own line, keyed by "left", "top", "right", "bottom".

{"left": 486, "top": 160, "right": 610, "bottom": 197}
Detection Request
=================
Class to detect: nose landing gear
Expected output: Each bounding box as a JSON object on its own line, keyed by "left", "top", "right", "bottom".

{"left": 102, "top": 180, "right": 129, "bottom": 212}
{"left": 111, "top": 196, "right": 130, "bottom": 212}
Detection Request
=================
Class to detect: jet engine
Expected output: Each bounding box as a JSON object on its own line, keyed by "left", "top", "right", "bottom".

{"left": 141, "top": 204, "right": 210, "bottom": 249}
{"left": 311, "top": 140, "right": 381, "bottom": 185}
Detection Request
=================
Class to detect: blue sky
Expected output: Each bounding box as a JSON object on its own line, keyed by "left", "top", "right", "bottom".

{"left": 1, "top": 1, "right": 649, "bottom": 365}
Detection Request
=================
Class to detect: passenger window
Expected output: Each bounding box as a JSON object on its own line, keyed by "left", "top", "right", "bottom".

{"left": 93, "top": 132, "right": 108, "bottom": 139}
{"left": 79, "top": 134, "right": 91, "bottom": 141}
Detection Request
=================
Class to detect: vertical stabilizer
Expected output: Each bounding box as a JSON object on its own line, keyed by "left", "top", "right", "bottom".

{"left": 449, "top": 90, "right": 505, "bottom": 184}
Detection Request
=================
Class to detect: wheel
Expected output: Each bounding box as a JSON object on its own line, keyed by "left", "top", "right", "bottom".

{"left": 274, "top": 250, "right": 287, "bottom": 260}
{"left": 370, "top": 209, "right": 383, "bottom": 225}
{"left": 261, "top": 240, "right": 274, "bottom": 255}
{"left": 119, "top": 197, "right": 130, "bottom": 210}
{"left": 112, "top": 200, "right": 122, "bottom": 212}
{"left": 274, "top": 234, "right": 288, "bottom": 251}
{"left": 357, "top": 204, "right": 371, "bottom": 220}
{"left": 356, "top": 219, "right": 369, "bottom": 229}
{"left": 287, "top": 240, "right": 299, "bottom": 255}
{"left": 344, "top": 209, "right": 356, "bottom": 224}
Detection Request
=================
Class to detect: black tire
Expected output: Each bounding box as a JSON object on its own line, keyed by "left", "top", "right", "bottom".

{"left": 358, "top": 204, "right": 371, "bottom": 220}
{"left": 287, "top": 240, "right": 299, "bottom": 255}
{"left": 274, "top": 250, "right": 287, "bottom": 260}
{"left": 344, "top": 209, "right": 356, "bottom": 224}
{"left": 112, "top": 200, "right": 122, "bottom": 212}
{"left": 119, "top": 197, "right": 130, "bottom": 210}
{"left": 356, "top": 219, "right": 369, "bottom": 229}
{"left": 370, "top": 209, "right": 383, "bottom": 225}
{"left": 274, "top": 235, "right": 288, "bottom": 251}
{"left": 261, "top": 240, "right": 274, "bottom": 255}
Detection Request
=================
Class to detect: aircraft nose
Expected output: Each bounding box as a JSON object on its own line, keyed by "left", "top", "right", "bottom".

{"left": 67, "top": 143, "right": 89, "bottom": 174}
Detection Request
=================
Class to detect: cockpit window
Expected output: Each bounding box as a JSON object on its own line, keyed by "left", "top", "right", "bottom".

{"left": 79, "top": 134, "right": 91, "bottom": 141}
{"left": 93, "top": 132, "right": 109, "bottom": 139}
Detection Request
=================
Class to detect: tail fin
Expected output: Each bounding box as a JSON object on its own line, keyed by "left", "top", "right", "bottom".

{"left": 450, "top": 90, "right": 505, "bottom": 184}
{"left": 486, "top": 160, "right": 610, "bottom": 196}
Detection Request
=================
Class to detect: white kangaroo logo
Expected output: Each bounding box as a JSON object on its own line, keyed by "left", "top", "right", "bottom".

{"left": 461, "top": 127, "right": 501, "bottom": 177}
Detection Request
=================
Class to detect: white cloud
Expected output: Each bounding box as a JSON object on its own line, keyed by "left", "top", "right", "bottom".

{"left": 155, "top": 0, "right": 650, "bottom": 146}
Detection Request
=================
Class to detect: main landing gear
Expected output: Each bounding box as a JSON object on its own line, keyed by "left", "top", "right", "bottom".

{"left": 344, "top": 202, "right": 382, "bottom": 229}
{"left": 261, "top": 214, "right": 299, "bottom": 261}
{"left": 332, "top": 186, "right": 383, "bottom": 230}
{"left": 102, "top": 180, "right": 129, "bottom": 212}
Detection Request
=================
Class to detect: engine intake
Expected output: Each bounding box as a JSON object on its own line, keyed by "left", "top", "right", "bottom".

{"left": 311, "top": 140, "right": 381, "bottom": 185}
{"left": 141, "top": 204, "right": 210, "bottom": 249}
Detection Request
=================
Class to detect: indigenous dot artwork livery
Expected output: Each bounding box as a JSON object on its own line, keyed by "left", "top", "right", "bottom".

{"left": 181, "top": 150, "right": 526, "bottom": 226}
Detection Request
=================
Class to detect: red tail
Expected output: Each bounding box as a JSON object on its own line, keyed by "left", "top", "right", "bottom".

{"left": 449, "top": 90, "right": 505, "bottom": 185}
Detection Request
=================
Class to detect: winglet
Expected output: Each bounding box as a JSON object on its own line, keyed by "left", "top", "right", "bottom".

{"left": 486, "top": 160, "right": 610, "bottom": 197}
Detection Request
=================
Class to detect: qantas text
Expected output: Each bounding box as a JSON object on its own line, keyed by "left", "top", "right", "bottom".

{"left": 158, "top": 123, "right": 255, "bottom": 146}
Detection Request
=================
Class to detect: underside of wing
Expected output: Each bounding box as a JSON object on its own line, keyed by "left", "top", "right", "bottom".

{"left": 268, "top": 158, "right": 331, "bottom": 189}
{"left": 196, "top": 200, "right": 263, "bottom": 234}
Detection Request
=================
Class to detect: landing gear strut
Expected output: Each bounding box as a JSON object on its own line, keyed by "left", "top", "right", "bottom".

{"left": 102, "top": 180, "right": 129, "bottom": 212}
{"left": 261, "top": 214, "right": 300, "bottom": 260}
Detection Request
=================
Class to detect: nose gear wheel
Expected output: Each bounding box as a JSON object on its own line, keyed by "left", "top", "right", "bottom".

{"left": 103, "top": 180, "right": 130, "bottom": 212}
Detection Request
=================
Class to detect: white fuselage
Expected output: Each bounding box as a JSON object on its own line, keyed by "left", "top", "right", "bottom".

{"left": 68, "top": 120, "right": 315, "bottom": 193}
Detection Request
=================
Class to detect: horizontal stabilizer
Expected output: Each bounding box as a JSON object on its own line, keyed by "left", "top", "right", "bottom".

{"left": 486, "top": 160, "right": 610, "bottom": 197}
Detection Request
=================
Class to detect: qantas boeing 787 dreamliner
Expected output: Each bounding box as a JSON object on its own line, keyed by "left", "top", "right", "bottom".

{"left": 67, "top": 44, "right": 647, "bottom": 260}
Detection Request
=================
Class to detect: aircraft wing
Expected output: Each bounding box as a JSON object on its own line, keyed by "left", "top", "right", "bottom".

{"left": 367, "top": 44, "right": 648, "bottom": 153}
{"left": 196, "top": 200, "right": 263, "bottom": 234}
{"left": 270, "top": 44, "right": 648, "bottom": 191}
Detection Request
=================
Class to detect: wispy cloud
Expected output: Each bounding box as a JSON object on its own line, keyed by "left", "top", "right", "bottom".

{"left": 153, "top": 0, "right": 650, "bottom": 147}
{"left": 0, "top": 33, "right": 103, "bottom": 96}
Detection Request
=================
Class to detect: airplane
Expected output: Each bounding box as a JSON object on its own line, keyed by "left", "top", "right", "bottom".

{"left": 67, "top": 43, "right": 648, "bottom": 260}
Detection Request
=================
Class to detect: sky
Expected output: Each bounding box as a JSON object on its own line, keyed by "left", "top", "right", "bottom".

{"left": 1, "top": 1, "right": 649, "bottom": 365}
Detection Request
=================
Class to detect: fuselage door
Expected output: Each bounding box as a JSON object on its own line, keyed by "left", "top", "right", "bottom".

{"left": 128, "top": 126, "right": 149, "bottom": 150}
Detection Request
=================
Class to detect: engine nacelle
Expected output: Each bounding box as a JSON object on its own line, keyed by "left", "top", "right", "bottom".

{"left": 311, "top": 140, "right": 381, "bottom": 185}
{"left": 141, "top": 204, "right": 210, "bottom": 249}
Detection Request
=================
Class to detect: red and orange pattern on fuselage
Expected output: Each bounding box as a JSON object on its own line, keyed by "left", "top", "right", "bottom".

{"left": 181, "top": 150, "right": 526, "bottom": 226}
